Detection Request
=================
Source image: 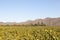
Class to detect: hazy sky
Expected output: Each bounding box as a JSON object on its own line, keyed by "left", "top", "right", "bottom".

{"left": 0, "top": 0, "right": 60, "bottom": 22}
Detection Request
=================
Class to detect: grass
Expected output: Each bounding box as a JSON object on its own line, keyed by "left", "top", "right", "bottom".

{"left": 0, "top": 25, "right": 60, "bottom": 40}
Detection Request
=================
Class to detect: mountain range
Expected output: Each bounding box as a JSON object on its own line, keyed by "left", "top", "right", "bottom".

{"left": 0, "top": 17, "right": 60, "bottom": 26}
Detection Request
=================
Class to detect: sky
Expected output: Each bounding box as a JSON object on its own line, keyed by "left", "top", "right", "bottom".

{"left": 0, "top": 0, "right": 60, "bottom": 22}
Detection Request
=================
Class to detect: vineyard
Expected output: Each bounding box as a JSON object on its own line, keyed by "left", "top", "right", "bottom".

{"left": 0, "top": 25, "right": 60, "bottom": 40}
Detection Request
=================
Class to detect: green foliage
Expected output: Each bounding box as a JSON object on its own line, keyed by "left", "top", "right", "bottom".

{"left": 0, "top": 26, "right": 60, "bottom": 40}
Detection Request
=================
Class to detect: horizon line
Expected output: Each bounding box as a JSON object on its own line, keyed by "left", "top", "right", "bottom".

{"left": 0, "top": 17, "right": 60, "bottom": 23}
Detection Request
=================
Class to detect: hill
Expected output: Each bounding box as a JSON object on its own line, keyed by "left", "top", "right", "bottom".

{"left": 19, "top": 17, "right": 60, "bottom": 26}
{"left": 0, "top": 17, "right": 60, "bottom": 26}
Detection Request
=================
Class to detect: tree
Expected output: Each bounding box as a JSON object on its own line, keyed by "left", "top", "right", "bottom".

{"left": 40, "top": 22, "right": 46, "bottom": 26}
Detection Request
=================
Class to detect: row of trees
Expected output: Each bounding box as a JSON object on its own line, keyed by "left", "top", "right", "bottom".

{"left": 30, "top": 22, "right": 46, "bottom": 26}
